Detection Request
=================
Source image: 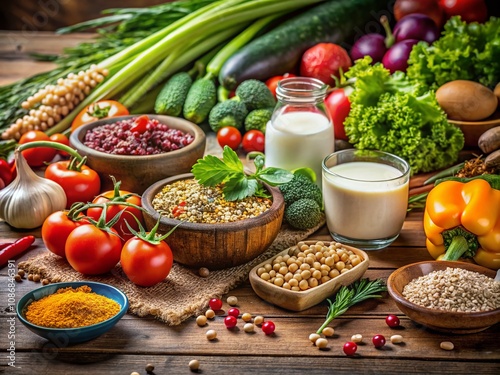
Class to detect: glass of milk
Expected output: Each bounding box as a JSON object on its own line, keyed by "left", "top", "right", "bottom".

{"left": 322, "top": 149, "right": 410, "bottom": 250}
{"left": 265, "top": 77, "right": 334, "bottom": 185}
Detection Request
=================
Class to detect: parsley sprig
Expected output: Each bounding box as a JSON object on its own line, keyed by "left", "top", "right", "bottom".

{"left": 191, "top": 146, "right": 294, "bottom": 201}
{"left": 316, "top": 278, "right": 387, "bottom": 334}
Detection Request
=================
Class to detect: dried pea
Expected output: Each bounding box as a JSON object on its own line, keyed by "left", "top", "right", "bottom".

{"left": 196, "top": 315, "right": 207, "bottom": 327}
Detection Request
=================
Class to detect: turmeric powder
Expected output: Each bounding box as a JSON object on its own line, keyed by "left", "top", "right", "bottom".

{"left": 25, "top": 285, "right": 121, "bottom": 328}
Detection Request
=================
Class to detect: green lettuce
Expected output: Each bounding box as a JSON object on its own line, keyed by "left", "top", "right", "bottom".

{"left": 406, "top": 16, "right": 500, "bottom": 90}
{"left": 344, "top": 57, "right": 464, "bottom": 175}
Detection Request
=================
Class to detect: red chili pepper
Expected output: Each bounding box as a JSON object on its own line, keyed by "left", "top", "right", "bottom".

{"left": 0, "top": 242, "right": 13, "bottom": 251}
{"left": 130, "top": 115, "right": 150, "bottom": 133}
{"left": 0, "top": 235, "right": 36, "bottom": 267}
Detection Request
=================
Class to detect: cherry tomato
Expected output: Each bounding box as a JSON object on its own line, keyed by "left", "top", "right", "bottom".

{"left": 120, "top": 236, "right": 174, "bottom": 287}
{"left": 217, "top": 126, "right": 242, "bottom": 150}
{"left": 372, "top": 334, "right": 386, "bottom": 348}
{"left": 49, "top": 133, "right": 71, "bottom": 157}
{"left": 438, "top": 0, "right": 488, "bottom": 23}
{"left": 41, "top": 210, "right": 88, "bottom": 258}
{"left": 325, "top": 88, "right": 351, "bottom": 141}
{"left": 130, "top": 115, "right": 150, "bottom": 134}
{"left": 261, "top": 321, "right": 275, "bottom": 335}
{"left": 45, "top": 161, "right": 101, "bottom": 208}
{"left": 65, "top": 225, "right": 122, "bottom": 275}
{"left": 394, "top": 0, "right": 445, "bottom": 27}
{"left": 19, "top": 130, "right": 57, "bottom": 167}
{"left": 87, "top": 187, "right": 144, "bottom": 242}
{"left": 242, "top": 130, "right": 265, "bottom": 153}
{"left": 71, "top": 100, "right": 129, "bottom": 132}
{"left": 224, "top": 315, "right": 238, "bottom": 329}
{"left": 300, "top": 43, "right": 352, "bottom": 86}
{"left": 209, "top": 298, "right": 223, "bottom": 311}
{"left": 343, "top": 341, "right": 358, "bottom": 356}
{"left": 385, "top": 314, "right": 401, "bottom": 328}
{"left": 265, "top": 73, "right": 296, "bottom": 98}
{"left": 227, "top": 308, "right": 240, "bottom": 318}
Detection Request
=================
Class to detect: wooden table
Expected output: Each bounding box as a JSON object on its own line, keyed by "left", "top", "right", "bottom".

{"left": 0, "top": 31, "right": 499, "bottom": 375}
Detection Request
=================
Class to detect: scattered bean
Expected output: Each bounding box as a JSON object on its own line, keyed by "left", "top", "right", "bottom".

{"left": 206, "top": 329, "right": 217, "bottom": 341}
{"left": 189, "top": 359, "right": 200, "bottom": 371}
{"left": 322, "top": 327, "right": 334, "bottom": 337}
{"left": 315, "top": 338, "right": 328, "bottom": 349}
{"left": 254, "top": 315, "right": 264, "bottom": 325}
{"left": 198, "top": 267, "right": 210, "bottom": 278}
{"left": 309, "top": 333, "right": 321, "bottom": 344}
{"left": 33, "top": 274, "right": 41, "bottom": 283}
{"left": 241, "top": 312, "right": 252, "bottom": 322}
{"left": 28, "top": 274, "right": 33, "bottom": 281}
{"left": 145, "top": 363, "right": 155, "bottom": 373}
{"left": 130, "top": 372, "right": 140, "bottom": 375}
{"left": 243, "top": 323, "right": 255, "bottom": 333}
{"left": 196, "top": 315, "right": 207, "bottom": 327}
{"left": 17, "top": 269, "right": 25, "bottom": 278}
{"left": 42, "top": 279, "right": 49, "bottom": 285}
{"left": 351, "top": 334, "right": 363, "bottom": 343}
{"left": 227, "top": 296, "right": 238, "bottom": 306}
{"left": 205, "top": 309, "right": 216, "bottom": 319}
{"left": 14, "top": 275, "right": 22, "bottom": 282}
{"left": 390, "top": 335, "right": 404, "bottom": 344}
{"left": 440, "top": 341, "right": 454, "bottom": 351}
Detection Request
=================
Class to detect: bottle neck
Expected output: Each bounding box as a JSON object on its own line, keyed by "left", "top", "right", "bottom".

{"left": 276, "top": 77, "right": 328, "bottom": 105}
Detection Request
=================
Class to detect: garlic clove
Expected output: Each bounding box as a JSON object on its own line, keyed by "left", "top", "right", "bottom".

{"left": 0, "top": 150, "right": 66, "bottom": 229}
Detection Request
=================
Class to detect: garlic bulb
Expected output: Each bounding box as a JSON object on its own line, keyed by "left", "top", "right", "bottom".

{"left": 0, "top": 150, "right": 66, "bottom": 229}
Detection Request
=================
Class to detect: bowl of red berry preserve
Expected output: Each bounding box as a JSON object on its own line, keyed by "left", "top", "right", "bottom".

{"left": 70, "top": 114, "right": 206, "bottom": 194}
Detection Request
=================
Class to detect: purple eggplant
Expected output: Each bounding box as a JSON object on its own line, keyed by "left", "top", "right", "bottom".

{"left": 350, "top": 15, "right": 394, "bottom": 64}
{"left": 393, "top": 13, "right": 440, "bottom": 44}
{"left": 382, "top": 39, "right": 419, "bottom": 73}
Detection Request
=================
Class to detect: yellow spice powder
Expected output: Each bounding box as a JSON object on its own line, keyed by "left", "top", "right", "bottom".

{"left": 25, "top": 285, "right": 121, "bottom": 328}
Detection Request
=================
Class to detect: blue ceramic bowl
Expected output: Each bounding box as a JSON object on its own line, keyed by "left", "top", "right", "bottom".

{"left": 17, "top": 281, "right": 128, "bottom": 346}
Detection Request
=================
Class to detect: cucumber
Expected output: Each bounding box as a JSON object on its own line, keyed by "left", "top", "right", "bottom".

{"left": 219, "top": 0, "right": 389, "bottom": 90}
{"left": 154, "top": 72, "right": 193, "bottom": 116}
{"left": 183, "top": 77, "right": 217, "bottom": 124}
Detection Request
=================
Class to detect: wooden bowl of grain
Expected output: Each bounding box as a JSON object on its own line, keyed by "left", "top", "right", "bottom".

{"left": 141, "top": 173, "right": 285, "bottom": 270}
{"left": 387, "top": 261, "right": 500, "bottom": 334}
{"left": 249, "top": 241, "right": 369, "bottom": 311}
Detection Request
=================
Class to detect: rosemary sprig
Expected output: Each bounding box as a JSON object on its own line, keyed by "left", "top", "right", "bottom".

{"left": 316, "top": 278, "right": 387, "bottom": 334}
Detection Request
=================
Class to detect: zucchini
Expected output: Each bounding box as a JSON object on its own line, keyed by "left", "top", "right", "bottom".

{"left": 154, "top": 72, "right": 193, "bottom": 116}
{"left": 219, "top": 0, "right": 389, "bottom": 90}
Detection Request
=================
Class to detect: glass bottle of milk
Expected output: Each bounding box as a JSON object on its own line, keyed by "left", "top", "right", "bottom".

{"left": 265, "top": 77, "right": 334, "bottom": 183}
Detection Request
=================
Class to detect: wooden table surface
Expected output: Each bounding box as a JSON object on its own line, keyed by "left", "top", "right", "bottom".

{"left": 0, "top": 31, "right": 499, "bottom": 375}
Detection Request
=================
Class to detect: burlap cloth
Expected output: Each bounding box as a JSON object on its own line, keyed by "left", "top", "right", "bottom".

{"left": 18, "top": 219, "right": 325, "bottom": 326}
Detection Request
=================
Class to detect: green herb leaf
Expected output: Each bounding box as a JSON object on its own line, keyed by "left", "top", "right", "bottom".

{"left": 257, "top": 167, "right": 294, "bottom": 186}
{"left": 191, "top": 153, "right": 242, "bottom": 186}
{"left": 223, "top": 176, "right": 258, "bottom": 201}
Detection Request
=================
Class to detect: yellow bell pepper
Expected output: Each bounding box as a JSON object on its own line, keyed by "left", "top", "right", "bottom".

{"left": 424, "top": 178, "right": 500, "bottom": 270}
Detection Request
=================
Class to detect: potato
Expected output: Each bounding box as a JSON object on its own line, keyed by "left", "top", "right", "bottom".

{"left": 436, "top": 80, "right": 498, "bottom": 121}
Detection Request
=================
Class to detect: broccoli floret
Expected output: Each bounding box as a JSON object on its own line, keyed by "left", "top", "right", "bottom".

{"left": 284, "top": 198, "right": 322, "bottom": 230}
{"left": 208, "top": 99, "right": 248, "bottom": 132}
{"left": 235, "top": 79, "right": 276, "bottom": 111}
{"left": 279, "top": 174, "right": 322, "bottom": 208}
{"left": 244, "top": 108, "right": 273, "bottom": 133}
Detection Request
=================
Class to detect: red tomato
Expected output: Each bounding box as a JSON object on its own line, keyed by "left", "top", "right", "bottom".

{"left": 438, "top": 0, "right": 488, "bottom": 23}
{"left": 242, "top": 130, "right": 265, "bottom": 153}
{"left": 45, "top": 161, "right": 101, "bottom": 208}
{"left": 324, "top": 88, "right": 351, "bottom": 141}
{"left": 120, "top": 237, "right": 174, "bottom": 287}
{"left": 41, "top": 210, "right": 88, "bottom": 258}
{"left": 265, "top": 73, "right": 296, "bottom": 98}
{"left": 71, "top": 100, "right": 129, "bottom": 132}
{"left": 217, "top": 126, "right": 242, "bottom": 150}
{"left": 49, "top": 133, "right": 70, "bottom": 157}
{"left": 19, "top": 130, "right": 57, "bottom": 167}
{"left": 65, "top": 225, "right": 122, "bottom": 275}
{"left": 86, "top": 188, "right": 144, "bottom": 242}
{"left": 130, "top": 115, "right": 150, "bottom": 134}
{"left": 300, "top": 43, "right": 352, "bottom": 86}
{"left": 394, "top": 0, "right": 445, "bottom": 27}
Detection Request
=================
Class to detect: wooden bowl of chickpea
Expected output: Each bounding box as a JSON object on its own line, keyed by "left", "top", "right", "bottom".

{"left": 249, "top": 240, "right": 369, "bottom": 311}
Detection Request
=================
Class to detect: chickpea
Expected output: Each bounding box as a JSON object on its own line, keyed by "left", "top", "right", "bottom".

{"left": 206, "top": 329, "right": 217, "bottom": 341}
{"left": 315, "top": 338, "right": 328, "bottom": 349}
{"left": 196, "top": 315, "right": 207, "bottom": 327}
{"left": 189, "top": 359, "right": 200, "bottom": 371}
{"left": 243, "top": 323, "right": 255, "bottom": 333}
{"left": 226, "top": 296, "right": 238, "bottom": 306}
{"left": 309, "top": 333, "right": 321, "bottom": 343}
{"left": 322, "top": 327, "right": 335, "bottom": 337}
{"left": 241, "top": 313, "right": 252, "bottom": 322}
{"left": 254, "top": 316, "right": 264, "bottom": 325}
{"left": 205, "top": 309, "right": 216, "bottom": 319}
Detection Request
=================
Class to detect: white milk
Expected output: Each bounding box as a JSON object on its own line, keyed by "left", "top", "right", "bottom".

{"left": 265, "top": 111, "right": 334, "bottom": 182}
{"left": 322, "top": 162, "right": 409, "bottom": 240}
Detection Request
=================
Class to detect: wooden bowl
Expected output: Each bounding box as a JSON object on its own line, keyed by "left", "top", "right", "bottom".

{"left": 387, "top": 261, "right": 500, "bottom": 334}
{"left": 449, "top": 109, "right": 500, "bottom": 148}
{"left": 249, "top": 241, "right": 369, "bottom": 311}
{"left": 70, "top": 115, "right": 206, "bottom": 194}
{"left": 141, "top": 173, "right": 285, "bottom": 270}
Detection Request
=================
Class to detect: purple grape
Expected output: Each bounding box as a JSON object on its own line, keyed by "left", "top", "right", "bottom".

{"left": 350, "top": 33, "right": 388, "bottom": 63}
{"left": 382, "top": 39, "right": 419, "bottom": 73}
{"left": 393, "top": 14, "right": 440, "bottom": 44}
